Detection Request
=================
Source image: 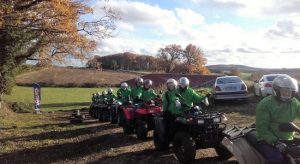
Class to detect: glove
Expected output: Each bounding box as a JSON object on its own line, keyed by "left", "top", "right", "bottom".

{"left": 275, "top": 141, "right": 287, "bottom": 153}
{"left": 175, "top": 100, "right": 181, "bottom": 108}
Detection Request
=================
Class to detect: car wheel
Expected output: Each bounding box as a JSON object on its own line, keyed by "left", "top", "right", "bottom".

{"left": 173, "top": 131, "right": 196, "bottom": 164}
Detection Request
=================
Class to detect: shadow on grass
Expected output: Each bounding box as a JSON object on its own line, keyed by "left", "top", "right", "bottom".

{"left": 41, "top": 102, "right": 90, "bottom": 108}
{"left": 89, "top": 148, "right": 230, "bottom": 164}
{"left": 0, "top": 122, "right": 116, "bottom": 143}
{"left": 0, "top": 130, "right": 149, "bottom": 163}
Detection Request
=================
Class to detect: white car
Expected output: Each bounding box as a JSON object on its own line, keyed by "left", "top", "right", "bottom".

{"left": 254, "top": 74, "right": 284, "bottom": 97}
{"left": 212, "top": 76, "right": 248, "bottom": 101}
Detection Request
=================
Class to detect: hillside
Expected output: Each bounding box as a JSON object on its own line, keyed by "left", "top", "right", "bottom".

{"left": 16, "top": 67, "right": 143, "bottom": 87}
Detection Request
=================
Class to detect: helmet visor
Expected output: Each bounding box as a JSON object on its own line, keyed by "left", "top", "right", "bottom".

{"left": 279, "top": 88, "right": 293, "bottom": 101}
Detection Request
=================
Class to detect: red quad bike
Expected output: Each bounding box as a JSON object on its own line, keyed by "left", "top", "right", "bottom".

{"left": 121, "top": 98, "right": 162, "bottom": 138}
{"left": 221, "top": 122, "right": 300, "bottom": 164}
{"left": 134, "top": 98, "right": 163, "bottom": 139}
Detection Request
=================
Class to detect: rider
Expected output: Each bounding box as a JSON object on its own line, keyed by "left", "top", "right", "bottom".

{"left": 101, "top": 90, "right": 108, "bottom": 104}
{"left": 256, "top": 74, "right": 300, "bottom": 164}
{"left": 106, "top": 88, "right": 117, "bottom": 104}
{"left": 116, "top": 82, "right": 131, "bottom": 104}
{"left": 131, "top": 77, "right": 144, "bottom": 103}
{"left": 176, "top": 77, "right": 205, "bottom": 113}
{"left": 140, "top": 79, "right": 157, "bottom": 103}
{"left": 162, "top": 78, "right": 179, "bottom": 114}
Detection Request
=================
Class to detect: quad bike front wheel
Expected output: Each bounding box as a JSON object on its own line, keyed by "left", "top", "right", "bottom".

{"left": 215, "top": 143, "right": 233, "bottom": 160}
{"left": 153, "top": 128, "right": 169, "bottom": 151}
{"left": 135, "top": 120, "right": 148, "bottom": 140}
{"left": 173, "top": 131, "right": 196, "bottom": 164}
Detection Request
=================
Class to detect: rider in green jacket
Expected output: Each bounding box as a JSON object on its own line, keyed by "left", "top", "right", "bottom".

{"left": 106, "top": 88, "right": 117, "bottom": 104}
{"left": 131, "top": 77, "right": 144, "bottom": 103}
{"left": 141, "top": 79, "right": 157, "bottom": 103}
{"left": 162, "top": 78, "right": 179, "bottom": 114}
{"left": 175, "top": 77, "right": 205, "bottom": 114}
{"left": 117, "top": 82, "right": 131, "bottom": 104}
{"left": 256, "top": 74, "right": 300, "bottom": 164}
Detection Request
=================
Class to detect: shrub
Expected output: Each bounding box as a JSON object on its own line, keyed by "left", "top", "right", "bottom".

{"left": 10, "top": 102, "right": 34, "bottom": 113}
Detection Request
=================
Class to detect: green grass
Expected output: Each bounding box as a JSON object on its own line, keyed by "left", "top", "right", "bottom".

{"left": 4, "top": 86, "right": 115, "bottom": 112}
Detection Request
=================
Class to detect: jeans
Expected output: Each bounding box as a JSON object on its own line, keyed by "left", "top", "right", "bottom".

{"left": 257, "top": 141, "right": 286, "bottom": 164}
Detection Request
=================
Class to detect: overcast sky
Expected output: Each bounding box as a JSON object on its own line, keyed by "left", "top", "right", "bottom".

{"left": 87, "top": 0, "right": 300, "bottom": 68}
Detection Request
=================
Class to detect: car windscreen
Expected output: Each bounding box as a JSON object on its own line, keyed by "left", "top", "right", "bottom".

{"left": 217, "top": 77, "right": 242, "bottom": 84}
{"left": 266, "top": 76, "right": 278, "bottom": 81}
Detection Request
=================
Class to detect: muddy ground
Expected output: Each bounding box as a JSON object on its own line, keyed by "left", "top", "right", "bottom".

{"left": 0, "top": 100, "right": 258, "bottom": 164}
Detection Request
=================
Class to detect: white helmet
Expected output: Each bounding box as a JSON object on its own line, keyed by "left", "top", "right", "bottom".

{"left": 178, "top": 77, "right": 189, "bottom": 89}
{"left": 166, "top": 78, "right": 177, "bottom": 91}
{"left": 107, "top": 88, "right": 113, "bottom": 94}
{"left": 121, "top": 82, "right": 128, "bottom": 89}
{"left": 272, "top": 75, "right": 298, "bottom": 102}
{"left": 144, "top": 79, "right": 153, "bottom": 89}
{"left": 102, "top": 91, "right": 107, "bottom": 95}
{"left": 97, "top": 92, "right": 101, "bottom": 96}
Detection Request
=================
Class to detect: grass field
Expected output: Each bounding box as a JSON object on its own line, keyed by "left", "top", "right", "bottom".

{"left": 4, "top": 86, "right": 114, "bottom": 112}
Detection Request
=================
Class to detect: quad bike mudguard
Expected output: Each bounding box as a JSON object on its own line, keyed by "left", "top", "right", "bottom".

{"left": 122, "top": 106, "right": 134, "bottom": 120}
{"left": 135, "top": 106, "right": 162, "bottom": 118}
{"left": 221, "top": 126, "right": 265, "bottom": 164}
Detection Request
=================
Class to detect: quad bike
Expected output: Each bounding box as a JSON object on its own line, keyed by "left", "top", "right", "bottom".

{"left": 110, "top": 100, "right": 131, "bottom": 125}
{"left": 134, "top": 98, "right": 163, "bottom": 139}
{"left": 153, "top": 94, "right": 232, "bottom": 164}
{"left": 221, "top": 122, "right": 300, "bottom": 164}
{"left": 120, "top": 98, "right": 163, "bottom": 137}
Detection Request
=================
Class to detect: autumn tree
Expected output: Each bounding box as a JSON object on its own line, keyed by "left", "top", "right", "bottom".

{"left": 182, "top": 44, "right": 210, "bottom": 74}
{"left": 157, "top": 44, "right": 183, "bottom": 73}
{"left": 0, "top": 0, "right": 119, "bottom": 107}
{"left": 230, "top": 68, "right": 241, "bottom": 76}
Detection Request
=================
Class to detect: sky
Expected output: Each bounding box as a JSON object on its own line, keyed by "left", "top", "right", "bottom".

{"left": 86, "top": 0, "right": 300, "bottom": 69}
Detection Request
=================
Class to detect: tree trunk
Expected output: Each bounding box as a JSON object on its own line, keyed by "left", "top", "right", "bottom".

{"left": 0, "top": 93, "right": 3, "bottom": 109}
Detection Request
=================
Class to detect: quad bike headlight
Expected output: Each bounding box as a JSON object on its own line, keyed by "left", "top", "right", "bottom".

{"left": 221, "top": 114, "right": 227, "bottom": 122}
{"left": 213, "top": 117, "right": 221, "bottom": 123}
{"left": 197, "top": 119, "right": 204, "bottom": 124}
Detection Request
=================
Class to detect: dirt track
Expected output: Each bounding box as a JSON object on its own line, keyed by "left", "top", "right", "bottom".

{"left": 0, "top": 109, "right": 240, "bottom": 164}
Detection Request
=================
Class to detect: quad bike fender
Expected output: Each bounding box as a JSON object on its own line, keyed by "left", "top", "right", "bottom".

{"left": 221, "top": 137, "right": 265, "bottom": 164}
{"left": 122, "top": 107, "right": 134, "bottom": 119}
{"left": 135, "top": 107, "right": 162, "bottom": 117}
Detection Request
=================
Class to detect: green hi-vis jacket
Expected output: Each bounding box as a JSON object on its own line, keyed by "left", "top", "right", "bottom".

{"left": 162, "top": 90, "right": 180, "bottom": 114}
{"left": 141, "top": 88, "right": 157, "bottom": 102}
{"left": 177, "top": 87, "right": 205, "bottom": 108}
{"left": 256, "top": 96, "right": 300, "bottom": 145}
{"left": 92, "top": 96, "right": 97, "bottom": 103}
{"left": 116, "top": 88, "right": 131, "bottom": 103}
{"left": 106, "top": 93, "right": 116, "bottom": 104}
{"left": 163, "top": 87, "right": 204, "bottom": 115}
{"left": 131, "top": 86, "right": 143, "bottom": 101}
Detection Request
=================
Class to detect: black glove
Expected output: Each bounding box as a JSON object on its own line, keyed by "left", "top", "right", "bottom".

{"left": 275, "top": 141, "right": 287, "bottom": 153}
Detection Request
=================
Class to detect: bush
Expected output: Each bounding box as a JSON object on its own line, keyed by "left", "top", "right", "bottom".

{"left": 10, "top": 102, "right": 34, "bottom": 113}
{"left": 195, "top": 88, "right": 212, "bottom": 96}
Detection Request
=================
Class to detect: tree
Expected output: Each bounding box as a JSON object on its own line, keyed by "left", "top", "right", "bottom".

{"left": 0, "top": 0, "right": 119, "bottom": 107}
{"left": 230, "top": 68, "right": 241, "bottom": 76}
{"left": 157, "top": 44, "right": 183, "bottom": 73}
{"left": 182, "top": 44, "right": 210, "bottom": 74}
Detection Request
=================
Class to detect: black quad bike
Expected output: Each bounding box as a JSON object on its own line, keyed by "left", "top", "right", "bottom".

{"left": 153, "top": 94, "right": 232, "bottom": 164}
{"left": 99, "top": 99, "right": 115, "bottom": 122}
{"left": 221, "top": 122, "right": 300, "bottom": 164}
